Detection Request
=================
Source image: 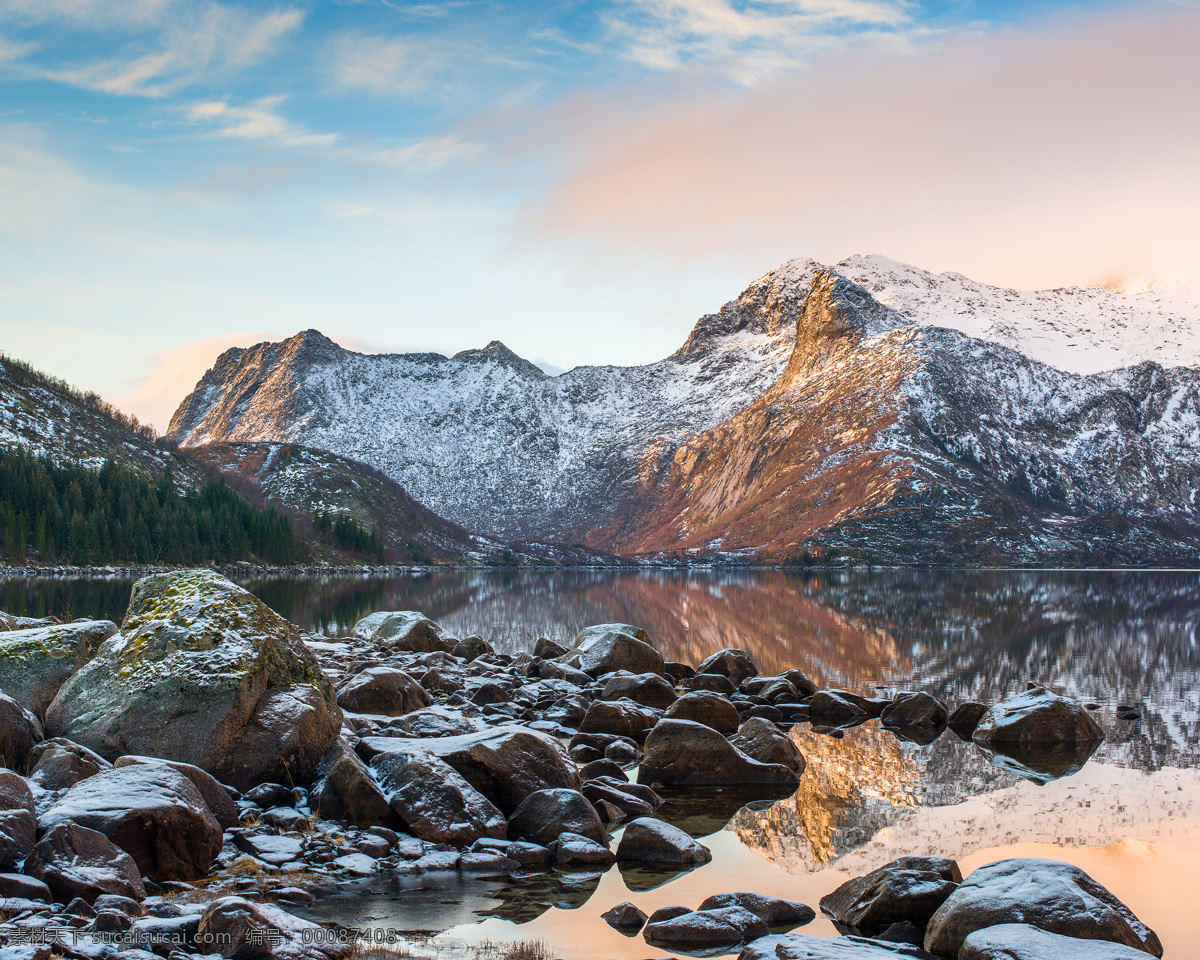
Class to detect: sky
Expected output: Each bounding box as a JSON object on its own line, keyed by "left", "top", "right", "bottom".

{"left": 1, "top": 0, "right": 1198, "bottom": 429}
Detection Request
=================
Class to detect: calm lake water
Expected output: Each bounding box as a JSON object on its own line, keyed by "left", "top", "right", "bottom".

{"left": 3, "top": 569, "right": 1198, "bottom": 959}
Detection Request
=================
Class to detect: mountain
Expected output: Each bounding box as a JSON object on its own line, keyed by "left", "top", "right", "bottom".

{"left": 168, "top": 256, "right": 1200, "bottom": 564}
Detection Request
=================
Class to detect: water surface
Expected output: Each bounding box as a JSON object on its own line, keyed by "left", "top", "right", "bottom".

{"left": 3, "top": 569, "right": 1197, "bottom": 958}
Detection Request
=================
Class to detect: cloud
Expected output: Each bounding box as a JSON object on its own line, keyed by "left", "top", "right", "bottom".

{"left": 27, "top": 3, "right": 302, "bottom": 97}
{"left": 604, "top": 0, "right": 915, "bottom": 81}
{"left": 0, "top": 32, "right": 33, "bottom": 63}
{"left": 325, "top": 33, "right": 442, "bottom": 97}
{"left": 0, "top": 0, "right": 171, "bottom": 27}
{"left": 184, "top": 96, "right": 339, "bottom": 149}
{"left": 516, "top": 3, "right": 1200, "bottom": 293}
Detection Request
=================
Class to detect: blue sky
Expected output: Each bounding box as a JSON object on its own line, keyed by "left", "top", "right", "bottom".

{"left": 1, "top": 0, "right": 1196, "bottom": 427}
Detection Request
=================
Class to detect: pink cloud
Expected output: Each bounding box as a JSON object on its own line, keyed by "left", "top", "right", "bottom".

{"left": 515, "top": 4, "right": 1200, "bottom": 293}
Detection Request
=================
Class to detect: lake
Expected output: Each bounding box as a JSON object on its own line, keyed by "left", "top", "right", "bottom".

{"left": 3, "top": 568, "right": 1197, "bottom": 958}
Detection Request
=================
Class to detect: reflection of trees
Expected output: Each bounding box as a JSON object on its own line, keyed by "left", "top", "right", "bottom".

{"left": 0, "top": 578, "right": 132, "bottom": 624}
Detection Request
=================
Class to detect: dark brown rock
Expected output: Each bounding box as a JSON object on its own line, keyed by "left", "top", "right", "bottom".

{"left": 310, "top": 738, "right": 392, "bottom": 827}
{"left": 663, "top": 690, "right": 740, "bottom": 734}
{"left": 638, "top": 719, "right": 799, "bottom": 788}
{"left": 0, "top": 769, "right": 36, "bottom": 869}
{"left": 507, "top": 788, "right": 606, "bottom": 845}
{"left": 27, "top": 822, "right": 146, "bottom": 904}
{"left": 337, "top": 667, "right": 431, "bottom": 716}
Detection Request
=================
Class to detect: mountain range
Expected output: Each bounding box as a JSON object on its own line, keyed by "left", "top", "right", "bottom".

{"left": 166, "top": 255, "right": 1200, "bottom": 565}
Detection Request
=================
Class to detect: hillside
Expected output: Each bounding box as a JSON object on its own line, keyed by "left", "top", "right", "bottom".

{"left": 166, "top": 257, "right": 1200, "bottom": 565}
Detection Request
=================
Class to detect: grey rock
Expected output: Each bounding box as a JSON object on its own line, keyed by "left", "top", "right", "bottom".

{"left": 616, "top": 817, "right": 712, "bottom": 865}
{"left": 601, "top": 673, "right": 677, "bottom": 709}
{"left": 578, "top": 698, "right": 659, "bottom": 738}
{"left": 699, "top": 892, "right": 815, "bottom": 928}
{"left": 310, "top": 737, "right": 391, "bottom": 827}
{"left": 28, "top": 739, "right": 111, "bottom": 792}
{"left": 730, "top": 717, "right": 806, "bottom": 776}
{"left": 602, "top": 901, "right": 648, "bottom": 932}
{"left": 972, "top": 688, "right": 1105, "bottom": 745}
{"left": 561, "top": 624, "right": 664, "bottom": 678}
{"left": 0, "top": 620, "right": 117, "bottom": 717}
{"left": 0, "top": 692, "right": 43, "bottom": 770}
{"left": 554, "top": 831, "right": 614, "bottom": 868}
{"left": 960, "top": 923, "right": 1153, "bottom": 960}
{"left": 645, "top": 905, "right": 769, "bottom": 949}
{"left": 350, "top": 611, "right": 455, "bottom": 653}
{"left": 738, "top": 933, "right": 937, "bottom": 959}
{"left": 506, "top": 788, "right": 606, "bottom": 845}
{"left": 880, "top": 693, "right": 948, "bottom": 730}
{"left": 696, "top": 649, "right": 759, "bottom": 686}
{"left": 820, "top": 857, "right": 961, "bottom": 936}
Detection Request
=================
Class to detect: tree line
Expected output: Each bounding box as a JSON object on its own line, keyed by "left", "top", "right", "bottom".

{"left": 313, "top": 509, "right": 386, "bottom": 564}
{"left": 0, "top": 446, "right": 305, "bottom": 564}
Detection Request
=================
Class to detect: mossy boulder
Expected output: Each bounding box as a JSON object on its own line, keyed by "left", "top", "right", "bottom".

{"left": 44, "top": 570, "right": 341, "bottom": 790}
{"left": 0, "top": 620, "right": 117, "bottom": 718}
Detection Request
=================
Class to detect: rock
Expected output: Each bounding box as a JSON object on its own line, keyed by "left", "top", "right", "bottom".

{"left": 696, "top": 649, "right": 759, "bottom": 686}
{"left": 700, "top": 892, "right": 815, "bottom": 927}
{"left": 245, "top": 782, "right": 293, "bottom": 808}
{"left": 309, "top": 738, "right": 391, "bottom": 827}
{"left": 373, "top": 747, "right": 506, "bottom": 846}
{"left": 960, "top": 923, "right": 1152, "bottom": 959}
{"left": 233, "top": 834, "right": 303, "bottom": 865}
{"left": 39, "top": 763, "right": 224, "bottom": 881}
{"left": 601, "top": 673, "right": 678, "bottom": 709}
{"left": 664, "top": 661, "right": 695, "bottom": 684}
{"left": 649, "top": 905, "right": 692, "bottom": 924}
{"left": 880, "top": 693, "right": 948, "bottom": 730}
{"left": 581, "top": 759, "right": 628, "bottom": 783}
{"left": 0, "top": 620, "right": 117, "bottom": 717}
{"left": 924, "top": 858, "right": 1162, "bottom": 957}
{"left": 582, "top": 780, "right": 657, "bottom": 820}
{"left": 561, "top": 624, "right": 664, "bottom": 678}
{"left": 44, "top": 570, "right": 342, "bottom": 790}
{"left": 820, "top": 857, "right": 962, "bottom": 936}
{"left": 336, "top": 667, "right": 431, "bottom": 716}
{"left": 112, "top": 756, "right": 241, "bottom": 830}
{"left": 638, "top": 719, "right": 800, "bottom": 788}
{"left": 578, "top": 698, "right": 659, "bottom": 738}
{"left": 616, "top": 817, "right": 712, "bottom": 865}
{"left": 26, "top": 822, "right": 146, "bottom": 904}
{"left": 452, "top": 636, "right": 493, "bottom": 661}
{"left": 533, "top": 637, "right": 568, "bottom": 659}
{"left": 689, "top": 672, "right": 738, "bottom": 694}
{"left": 972, "top": 688, "right": 1105, "bottom": 745}
{"left": 0, "top": 692, "right": 43, "bottom": 770}
{"left": 730, "top": 718, "right": 807, "bottom": 775}
{"left": 663, "top": 690, "right": 740, "bottom": 734}
{"left": 975, "top": 739, "right": 1103, "bottom": 785}
{"left": 605, "top": 739, "right": 639, "bottom": 762}
{"left": 507, "top": 788, "right": 606, "bottom": 845}
{"left": 554, "top": 831, "right": 615, "bottom": 867}
{"left": 536, "top": 660, "right": 592, "bottom": 685}
{"left": 362, "top": 725, "right": 580, "bottom": 815}
{"left": 387, "top": 705, "right": 484, "bottom": 738}
{"left": 739, "top": 933, "right": 938, "bottom": 958}
{"left": 645, "top": 905, "right": 769, "bottom": 949}
{"left": 809, "top": 691, "right": 868, "bottom": 726}
{"left": 28, "top": 738, "right": 112, "bottom": 791}
{"left": 0, "top": 769, "right": 35, "bottom": 870}
{"left": 947, "top": 702, "right": 988, "bottom": 739}
{"left": 350, "top": 611, "right": 454, "bottom": 653}
{"left": 196, "top": 896, "right": 350, "bottom": 960}
{"left": 0, "top": 873, "right": 51, "bottom": 901}
{"left": 602, "top": 901, "right": 648, "bottom": 932}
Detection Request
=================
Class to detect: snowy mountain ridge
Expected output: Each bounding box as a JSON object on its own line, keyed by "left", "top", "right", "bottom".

{"left": 168, "top": 256, "right": 1200, "bottom": 563}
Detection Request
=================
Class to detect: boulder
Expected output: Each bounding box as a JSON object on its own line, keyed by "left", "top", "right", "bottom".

{"left": 309, "top": 738, "right": 391, "bottom": 827}
{"left": 0, "top": 770, "right": 35, "bottom": 869}
{"left": 555, "top": 831, "right": 615, "bottom": 868}
{"left": 924, "top": 858, "right": 1162, "bottom": 957}
{"left": 739, "top": 933, "right": 938, "bottom": 958}
{"left": 39, "top": 763, "right": 224, "bottom": 881}
{"left": 363, "top": 726, "right": 580, "bottom": 815}
{"left": 26, "top": 822, "right": 146, "bottom": 904}
{"left": 947, "top": 702, "right": 988, "bottom": 739}
{"left": 452, "top": 636, "right": 493, "bottom": 661}
{"left": 533, "top": 637, "right": 568, "bottom": 659}
{"left": 602, "top": 901, "right": 648, "bottom": 932}
{"left": 699, "top": 892, "right": 815, "bottom": 928}
{"left": 112, "top": 755, "right": 240, "bottom": 829}
{"left": 663, "top": 690, "right": 740, "bottom": 734}
{"left": 972, "top": 688, "right": 1105, "bottom": 745}
{"left": 730, "top": 718, "right": 807, "bottom": 776}
{"left": 582, "top": 780, "right": 657, "bottom": 820}
{"left": 809, "top": 691, "right": 868, "bottom": 726}
{"left": 336, "top": 667, "right": 430, "bottom": 716}
{"left": 615, "top": 817, "right": 712, "bottom": 865}
{"left": 196, "top": 896, "right": 350, "bottom": 960}
{"left": 44, "top": 570, "right": 342, "bottom": 790}
{"left": 561, "top": 624, "right": 664, "bottom": 678}
{"left": 960, "top": 923, "right": 1153, "bottom": 960}
{"left": 645, "top": 905, "right": 769, "bottom": 949}
{"left": 578, "top": 698, "right": 659, "bottom": 738}
{"left": 601, "top": 673, "right": 677, "bottom": 709}
{"left": 880, "top": 693, "right": 948, "bottom": 730}
{"left": 820, "top": 856, "right": 961, "bottom": 936}
{"left": 0, "top": 692, "right": 43, "bottom": 770}
{"left": 507, "top": 788, "right": 606, "bottom": 845}
{"left": 638, "top": 719, "right": 800, "bottom": 788}
{"left": 387, "top": 706, "right": 484, "bottom": 739}
{"left": 0, "top": 620, "right": 117, "bottom": 717}
{"left": 28, "top": 738, "right": 111, "bottom": 791}
{"left": 350, "top": 611, "right": 455, "bottom": 653}
{"left": 696, "top": 649, "right": 759, "bottom": 686}
{"left": 373, "top": 747, "right": 505, "bottom": 846}
{"left": 0, "top": 872, "right": 51, "bottom": 901}
{"left": 689, "top": 673, "right": 737, "bottom": 694}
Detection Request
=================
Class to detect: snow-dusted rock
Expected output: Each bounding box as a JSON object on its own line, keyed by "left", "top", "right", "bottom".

{"left": 112, "top": 755, "right": 241, "bottom": 829}
{"left": 615, "top": 817, "right": 712, "bottom": 865}
{"left": 349, "top": 611, "right": 453, "bottom": 652}
{"left": 820, "top": 856, "right": 961, "bottom": 936}
{"left": 638, "top": 719, "right": 799, "bottom": 788}
{"left": 738, "top": 933, "right": 936, "bottom": 958}
{"left": 507, "top": 788, "right": 606, "bottom": 846}
{"left": 0, "top": 770, "right": 35, "bottom": 870}
{"left": 730, "top": 717, "right": 807, "bottom": 776}
{"left": 336, "top": 666, "right": 430, "bottom": 716}
{"left": 196, "top": 896, "right": 350, "bottom": 960}
{"left": 562, "top": 625, "right": 664, "bottom": 678}
{"left": 27, "top": 821, "right": 146, "bottom": 904}
{"left": 0, "top": 620, "right": 117, "bottom": 717}
{"left": 645, "top": 905, "right": 769, "bottom": 949}
{"left": 696, "top": 649, "right": 759, "bottom": 686}
{"left": 44, "top": 570, "right": 342, "bottom": 790}
{"left": 28, "top": 738, "right": 111, "bottom": 791}
{"left": 0, "top": 692, "right": 42, "bottom": 770}
{"left": 972, "top": 687, "right": 1105, "bottom": 745}
{"left": 663, "top": 690, "right": 740, "bottom": 734}
{"left": 961, "top": 923, "right": 1153, "bottom": 959}
{"left": 310, "top": 737, "right": 391, "bottom": 828}
{"left": 699, "top": 892, "right": 814, "bottom": 928}
{"left": 373, "top": 746, "right": 505, "bottom": 846}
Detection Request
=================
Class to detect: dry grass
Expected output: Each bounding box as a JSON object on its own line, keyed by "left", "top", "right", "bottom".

{"left": 476, "top": 938, "right": 555, "bottom": 960}
{"left": 348, "top": 941, "right": 417, "bottom": 960}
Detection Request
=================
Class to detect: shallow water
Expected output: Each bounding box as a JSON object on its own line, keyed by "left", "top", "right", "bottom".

{"left": 4, "top": 568, "right": 1198, "bottom": 958}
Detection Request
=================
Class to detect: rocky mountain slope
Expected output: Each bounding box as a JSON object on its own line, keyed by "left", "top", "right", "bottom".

{"left": 168, "top": 258, "right": 1200, "bottom": 564}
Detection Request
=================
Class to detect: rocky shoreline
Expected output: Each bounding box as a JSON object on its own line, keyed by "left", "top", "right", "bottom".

{"left": 0, "top": 570, "right": 1161, "bottom": 960}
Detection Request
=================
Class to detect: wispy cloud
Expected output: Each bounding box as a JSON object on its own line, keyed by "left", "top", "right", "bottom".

{"left": 325, "top": 32, "right": 444, "bottom": 97}
{"left": 0, "top": 0, "right": 171, "bottom": 27}
{"left": 184, "top": 95, "right": 339, "bottom": 149}
{"left": 604, "top": 0, "right": 914, "bottom": 81}
{"left": 20, "top": 2, "right": 301, "bottom": 97}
